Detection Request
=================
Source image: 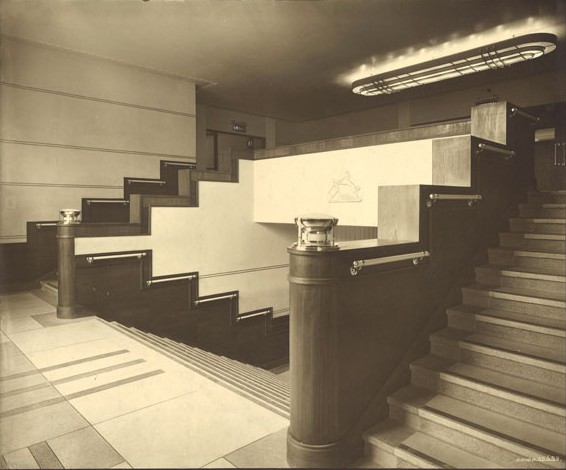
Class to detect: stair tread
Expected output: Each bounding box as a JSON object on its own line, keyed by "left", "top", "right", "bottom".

{"left": 489, "top": 247, "right": 566, "bottom": 259}
{"left": 462, "top": 332, "right": 566, "bottom": 366}
{"left": 448, "top": 303, "right": 566, "bottom": 332}
{"left": 390, "top": 385, "right": 566, "bottom": 457}
{"left": 520, "top": 203, "right": 566, "bottom": 208}
{"left": 413, "top": 354, "right": 566, "bottom": 406}
{"left": 500, "top": 232, "right": 565, "bottom": 240}
{"left": 510, "top": 217, "right": 566, "bottom": 223}
{"left": 463, "top": 283, "right": 566, "bottom": 305}
{"left": 476, "top": 264, "right": 566, "bottom": 280}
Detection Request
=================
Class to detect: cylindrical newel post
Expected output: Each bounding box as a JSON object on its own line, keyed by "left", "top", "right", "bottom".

{"left": 56, "top": 209, "right": 80, "bottom": 319}
{"left": 287, "top": 215, "right": 357, "bottom": 468}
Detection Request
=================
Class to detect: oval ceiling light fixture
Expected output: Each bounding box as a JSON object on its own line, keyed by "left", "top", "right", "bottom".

{"left": 352, "top": 33, "right": 557, "bottom": 96}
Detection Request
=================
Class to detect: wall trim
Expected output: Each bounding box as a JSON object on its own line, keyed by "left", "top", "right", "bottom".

{"left": 200, "top": 264, "right": 289, "bottom": 279}
{"left": 0, "top": 182, "right": 123, "bottom": 190}
{"left": 1, "top": 81, "right": 196, "bottom": 118}
{"left": 0, "top": 235, "right": 26, "bottom": 241}
{"left": 0, "top": 139, "right": 196, "bottom": 160}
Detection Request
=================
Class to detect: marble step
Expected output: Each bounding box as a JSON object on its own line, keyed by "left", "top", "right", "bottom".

{"left": 363, "top": 418, "right": 501, "bottom": 469}
{"left": 446, "top": 304, "right": 566, "bottom": 352}
{"left": 488, "top": 247, "right": 565, "bottom": 272}
{"left": 388, "top": 385, "right": 565, "bottom": 469}
{"left": 106, "top": 322, "right": 289, "bottom": 418}
{"left": 519, "top": 204, "right": 566, "bottom": 219}
{"left": 430, "top": 328, "right": 566, "bottom": 387}
{"left": 509, "top": 218, "right": 566, "bottom": 235}
{"left": 462, "top": 283, "right": 566, "bottom": 320}
{"left": 528, "top": 190, "right": 566, "bottom": 205}
{"left": 475, "top": 265, "right": 565, "bottom": 296}
{"left": 410, "top": 354, "right": 565, "bottom": 433}
{"left": 499, "top": 232, "right": 566, "bottom": 254}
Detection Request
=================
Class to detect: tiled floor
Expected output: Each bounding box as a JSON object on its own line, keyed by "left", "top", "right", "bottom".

{"left": 0, "top": 290, "right": 290, "bottom": 468}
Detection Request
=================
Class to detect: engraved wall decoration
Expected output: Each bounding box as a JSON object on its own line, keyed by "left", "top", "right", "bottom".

{"left": 328, "top": 171, "right": 363, "bottom": 203}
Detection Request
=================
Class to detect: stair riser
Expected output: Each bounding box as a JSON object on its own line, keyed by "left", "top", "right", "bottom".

{"left": 388, "top": 405, "right": 555, "bottom": 469}
{"left": 410, "top": 367, "right": 565, "bottom": 433}
{"left": 528, "top": 194, "right": 566, "bottom": 204}
{"left": 475, "top": 321, "right": 566, "bottom": 354}
{"left": 459, "top": 348, "right": 565, "bottom": 388}
{"left": 462, "top": 290, "right": 565, "bottom": 321}
{"left": 519, "top": 207, "right": 566, "bottom": 218}
{"left": 364, "top": 442, "right": 401, "bottom": 469}
{"left": 475, "top": 270, "right": 565, "bottom": 296}
{"left": 510, "top": 220, "right": 566, "bottom": 235}
{"left": 446, "top": 310, "right": 476, "bottom": 332}
{"left": 488, "top": 250, "right": 565, "bottom": 271}
{"left": 499, "top": 235, "right": 565, "bottom": 254}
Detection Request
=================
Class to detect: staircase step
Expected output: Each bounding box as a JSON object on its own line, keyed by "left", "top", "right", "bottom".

{"left": 363, "top": 419, "right": 500, "bottom": 469}
{"left": 106, "top": 321, "right": 289, "bottom": 418}
{"left": 488, "top": 247, "right": 566, "bottom": 271}
{"left": 446, "top": 304, "right": 566, "bottom": 351}
{"left": 462, "top": 283, "right": 566, "bottom": 320}
{"left": 430, "top": 328, "right": 566, "bottom": 386}
{"left": 528, "top": 190, "right": 566, "bottom": 205}
{"left": 519, "top": 204, "right": 566, "bottom": 219}
{"left": 411, "top": 355, "right": 565, "bottom": 433}
{"left": 475, "top": 265, "right": 565, "bottom": 296}
{"left": 510, "top": 218, "right": 566, "bottom": 235}
{"left": 499, "top": 232, "right": 565, "bottom": 254}
{"left": 388, "top": 385, "right": 566, "bottom": 468}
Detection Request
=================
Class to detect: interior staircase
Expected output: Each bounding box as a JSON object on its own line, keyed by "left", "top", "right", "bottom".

{"left": 104, "top": 319, "right": 290, "bottom": 419}
{"left": 362, "top": 190, "right": 566, "bottom": 469}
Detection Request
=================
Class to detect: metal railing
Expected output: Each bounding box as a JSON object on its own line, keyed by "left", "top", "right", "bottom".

{"left": 476, "top": 142, "right": 515, "bottom": 159}
{"left": 85, "top": 199, "right": 129, "bottom": 205}
{"left": 126, "top": 179, "right": 166, "bottom": 185}
{"left": 427, "top": 193, "right": 482, "bottom": 207}
{"left": 86, "top": 252, "right": 146, "bottom": 264}
{"left": 510, "top": 107, "right": 539, "bottom": 123}
{"left": 350, "top": 250, "right": 430, "bottom": 276}
{"left": 35, "top": 222, "right": 58, "bottom": 229}
{"left": 194, "top": 293, "right": 237, "bottom": 305}
{"left": 236, "top": 308, "right": 272, "bottom": 322}
{"left": 146, "top": 274, "right": 196, "bottom": 286}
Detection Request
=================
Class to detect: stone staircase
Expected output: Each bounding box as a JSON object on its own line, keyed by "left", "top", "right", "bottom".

{"left": 105, "top": 320, "right": 290, "bottom": 419}
{"left": 362, "top": 190, "right": 566, "bottom": 468}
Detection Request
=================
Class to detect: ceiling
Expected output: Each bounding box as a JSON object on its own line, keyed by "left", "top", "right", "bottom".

{"left": 1, "top": 0, "right": 564, "bottom": 121}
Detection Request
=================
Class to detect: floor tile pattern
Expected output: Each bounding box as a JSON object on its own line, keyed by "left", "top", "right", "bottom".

{"left": 0, "top": 290, "right": 290, "bottom": 468}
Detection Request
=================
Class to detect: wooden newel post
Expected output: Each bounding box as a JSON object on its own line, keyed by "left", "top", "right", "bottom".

{"left": 286, "top": 214, "right": 358, "bottom": 468}
{"left": 56, "top": 209, "right": 80, "bottom": 319}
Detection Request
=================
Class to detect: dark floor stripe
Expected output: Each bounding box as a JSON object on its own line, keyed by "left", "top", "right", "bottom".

{"left": 65, "top": 369, "right": 164, "bottom": 400}
{"left": 1, "top": 381, "right": 51, "bottom": 398}
{"left": 0, "top": 369, "right": 41, "bottom": 383}
{"left": 38, "top": 349, "right": 130, "bottom": 372}
{"left": 51, "top": 358, "right": 146, "bottom": 385}
{"left": 398, "top": 443, "right": 454, "bottom": 469}
{"left": 29, "top": 441, "right": 64, "bottom": 469}
{"left": 0, "top": 396, "right": 66, "bottom": 419}
{"left": 421, "top": 405, "right": 566, "bottom": 459}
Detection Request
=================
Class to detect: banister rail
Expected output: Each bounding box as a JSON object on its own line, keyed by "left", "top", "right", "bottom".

{"left": 194, "top": 293, "right": 237, "bottom": 305}
{"left": 126, "top": 179, "right": 166, "bottom": 185}
{"left": 510, "top": 106, "right": 540, "bottom": 123}
{"left": 146, "top": 274, "right": 196, "bottom": 286}
{"left": 35, "top": 222, "right": 58, "bottom": 228}
{"left": 476, "top": 142, "right": 515, "bottom": 159}
{"left": 163, "top": 161, "right": 195, "bottom": 167}
{"left": 85, "top": 199, "right": 129, "bottom": 205}
{"left": 237, "top": 307, "right": 272, "bottom": 322}
{"left": 426, "top": 193, "right": 482, "bottom": 207}
{"left": 350, "top": 250, "right": 430, "bottom": 276}
{"left": 86, "top": 252, "right": 147, "bottom": 264}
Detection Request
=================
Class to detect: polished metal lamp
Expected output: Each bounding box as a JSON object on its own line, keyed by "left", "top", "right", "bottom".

{"left": 352, "top": 33, "right": 557, "bottom": 96}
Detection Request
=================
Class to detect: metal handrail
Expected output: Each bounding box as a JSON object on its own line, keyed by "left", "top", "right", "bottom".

{"left": 237, "top": 308, "right": 272, "bottom": 322}
{"left": 510, "top": 107, "right": 540, "bottom": 123}
{"left": 126, "top": 179, "right": 166, "bottom": 185}
{"left": 164, "top": 162, "right": 195, "bottom": 167}
{"left": 476, "top": 142, "right": 515, "bottom": 159}
{"left": 146, "top": 274, "right": 196, "bottom": 286}
{"left": 194, "top": 293, "right": 237, "bottom": 305}
{"left": 350, "top": 250, "right": 430, "bottom": 276}
{"left": 86, "top": 199, "right": 129, "bottom": 205}
{"left": 427, "top": 193, "right": 482, "bottom": 207}
{"left": 35, "top": 222, "right": 58, "bottom": 228}
{"left": 86, "top": 252, "right": 146, "bottom": 264}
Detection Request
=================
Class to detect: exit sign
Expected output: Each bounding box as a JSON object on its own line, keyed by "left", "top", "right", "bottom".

{"left": 232, "top": 121, "right": 247, "bottom": 133}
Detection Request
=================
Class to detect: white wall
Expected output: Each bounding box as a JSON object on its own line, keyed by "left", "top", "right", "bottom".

{"left": 0, "top": 36, "right": 196, "bottom": 243}
{"left": 253, "top": 139, "right": 436, "bottom": 226}
{"left": 75, "top": 161, "right": 296, "bottom": 314}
